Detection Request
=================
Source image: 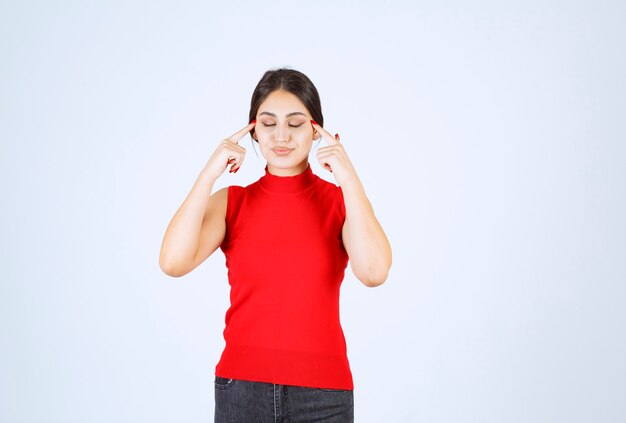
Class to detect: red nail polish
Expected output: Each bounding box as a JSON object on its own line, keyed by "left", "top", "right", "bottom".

{"left": 233, "top": 167, "right": 239, "bottom": 173}
{"left": 335, "top": 133, "right": 340, "bottom": 141}
{"left": 311, "top": 120, "right": 318, "bottom": 126}
{"left": 251, "top": 119, "right": 256, "bottom": 124}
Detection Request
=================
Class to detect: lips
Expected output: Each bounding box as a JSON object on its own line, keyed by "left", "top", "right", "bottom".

{"left": 272, "top": 148, "right": 294, "bottom": 155}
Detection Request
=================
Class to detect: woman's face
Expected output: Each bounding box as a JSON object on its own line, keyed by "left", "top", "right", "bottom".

{"left": 254, "top": 89, "right": 317, "bottom": 176}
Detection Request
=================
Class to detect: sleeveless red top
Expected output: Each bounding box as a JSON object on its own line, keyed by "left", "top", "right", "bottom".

{"left": 216, "top": 162, "right": 353, "bottom": 389}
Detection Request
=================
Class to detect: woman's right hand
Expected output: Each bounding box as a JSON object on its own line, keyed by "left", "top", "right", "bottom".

{"left": 201, "top": 121, "right": 256, "bottom": 180}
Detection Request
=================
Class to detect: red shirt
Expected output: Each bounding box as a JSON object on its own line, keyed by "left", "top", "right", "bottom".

{"left": 216, "top": 162, "right": 353, "bottom": 389}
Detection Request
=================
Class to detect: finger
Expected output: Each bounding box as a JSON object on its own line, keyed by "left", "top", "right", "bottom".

{"left": 220, "top": 141, "right": 245, "bottom": 168}
{"left": 228, "top": 120, "right": 256, "bottom": 144}
{"left": 229, "top": 150, "right": 246, "bottom": 173}
{"left": 221, "top": 140, "right": 246, "bottom": 162}
{"left": 310, "top": 120, "right": 339, "bottom": 145}
{"left": 316, "top": 151, "right": 335, "bottom": 173}
{"left": 316, "top": 144, "right": 345, "bottom": 158}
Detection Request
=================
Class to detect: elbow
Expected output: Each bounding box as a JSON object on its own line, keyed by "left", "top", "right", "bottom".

{"left": 159, "top": 254, "right": 188, "bottom": 278}
{"left": 353, "top": 248, "right": 392, "bottom": 288}
{"left": 358, "top": 271, "right": 389, "bottom": 288}
{"left": 159, "top": 260, "right": 180, "bottom": 278}
{"left": 355, "top": 265, "right": 390, "bottom": 288}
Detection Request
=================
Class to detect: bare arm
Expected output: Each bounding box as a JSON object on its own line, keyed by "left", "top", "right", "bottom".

{"left": 159, "top": 176, "right": 227, "bottom": 277}
{"left": 158, "top": 122, "right": 255, "bottom": 277}
{"left": 340, "top": 176, "right": 392, "bottom": 287}
{"left": 313, "top": 122, "right": 392, "bottom": 287}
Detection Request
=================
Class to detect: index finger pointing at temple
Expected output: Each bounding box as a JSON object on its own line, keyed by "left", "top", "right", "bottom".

{"left": 311, "top": 121, "right": 339, "bottom": 145}
{"left": 228, "top": 121, "right": 256, "bottom": 144}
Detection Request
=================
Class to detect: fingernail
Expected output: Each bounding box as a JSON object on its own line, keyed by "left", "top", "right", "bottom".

{"left": 233, "top": 167, "right": 239, "bottom": 173}
{"left": 335, "top": 133, "right": 340, "bottom": 141}
{"left": 310, "top": 120, "right": 318, "bottom": 126}
{"left": 251, "top": 119, "right": 256, "bottom": 124}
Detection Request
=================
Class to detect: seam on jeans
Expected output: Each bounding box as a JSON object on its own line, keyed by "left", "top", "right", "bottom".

{"left": 273, "top": 384, "right": 278, "bottom": 423}
{"left": 214, "top": 377, "right": 235, "bottom": 390}
{"left": 283, "top": 385, "right": 291, "bottom": 421}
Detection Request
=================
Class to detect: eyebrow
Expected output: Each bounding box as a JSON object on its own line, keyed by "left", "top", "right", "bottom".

{"left": 258, "top": 111, "right": 308, "bottom": 118}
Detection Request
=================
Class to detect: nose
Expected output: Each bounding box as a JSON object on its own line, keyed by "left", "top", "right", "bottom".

{"left": 276, "top": 125, "right": 290, "bottom": 143}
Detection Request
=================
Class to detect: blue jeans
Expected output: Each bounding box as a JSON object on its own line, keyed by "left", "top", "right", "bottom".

{"left": 214, "top": 376, "right": 354, "bottom": 423}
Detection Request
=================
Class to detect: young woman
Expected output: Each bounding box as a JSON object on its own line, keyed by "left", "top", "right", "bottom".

{"left": 159, "top": 69, "right": 392, "bottom": 423}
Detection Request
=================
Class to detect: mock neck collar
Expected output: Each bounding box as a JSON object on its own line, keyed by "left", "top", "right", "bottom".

{"left": 258, "top": 163, "right": 316, "bottom": 194}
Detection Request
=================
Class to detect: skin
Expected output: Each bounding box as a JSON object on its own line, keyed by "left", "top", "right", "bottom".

{"left": 253, "top": 90, "right": 315, "bottom": 176}
{"left": 159, "top": 89, "right": 392, "bottom": 287}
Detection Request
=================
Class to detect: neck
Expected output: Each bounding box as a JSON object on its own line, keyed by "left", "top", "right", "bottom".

{"left": 266, "top": 159, "right": 309, "bottom": 176}
{"left": 259, "top": 161, "right": 316, "bottom": 194}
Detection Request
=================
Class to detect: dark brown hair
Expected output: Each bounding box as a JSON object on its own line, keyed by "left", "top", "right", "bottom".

{"left": 248, "top": 68, "right": 323, "bottom": 141}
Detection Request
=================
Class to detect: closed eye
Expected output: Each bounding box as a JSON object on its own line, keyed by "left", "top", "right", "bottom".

{"left": 289, "top": 123, "right": 303, "bottom": 128}
{"left": 262, "top": 123, "right": 276, "bottom": 127}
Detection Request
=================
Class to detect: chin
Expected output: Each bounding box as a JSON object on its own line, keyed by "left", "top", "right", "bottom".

{"left": 264, "top": 155, "right": 308, "bottom": 168}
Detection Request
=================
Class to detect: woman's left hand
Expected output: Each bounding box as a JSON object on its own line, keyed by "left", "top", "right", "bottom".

{"left": 312, "top": 121, "right": 357, "bottom": 186}
{"left": 312, "top": 120, "right": 391, "bottom": 286}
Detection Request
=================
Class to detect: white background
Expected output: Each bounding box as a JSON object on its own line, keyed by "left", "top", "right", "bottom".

{"left": 1, "top": 1, "right": 625, "bottom": 422}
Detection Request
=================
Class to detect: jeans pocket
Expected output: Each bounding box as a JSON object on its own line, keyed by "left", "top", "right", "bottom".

{"left": 214, "top": 376, "right": 235, "bottom": 390}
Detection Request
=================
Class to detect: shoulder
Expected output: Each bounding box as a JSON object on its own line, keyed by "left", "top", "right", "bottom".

{"left": 312, "top": 172, "right": 338, "bottom": 189}
{"left": 210, "top": 186, "right": 231, "bottom": 204}
{"left": 311, "top": 175, "right": 346, "bottom": 217}
{"left": 220, "top": 185, "right": 249, "bottom": 221}
{"left": 219, "top": 175, "right": 264, "bottom": 205}
{"left": 226, "top": 183, "right": 252, "bottom": 198}
{"left": 313, "top": 174, "right": 343, "bottom": 198}
{"left": 208, "top": 185, "right": 244, "bottom": 211}
{"left": 204, "top": 187, "right": 229, "bottom": 217}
